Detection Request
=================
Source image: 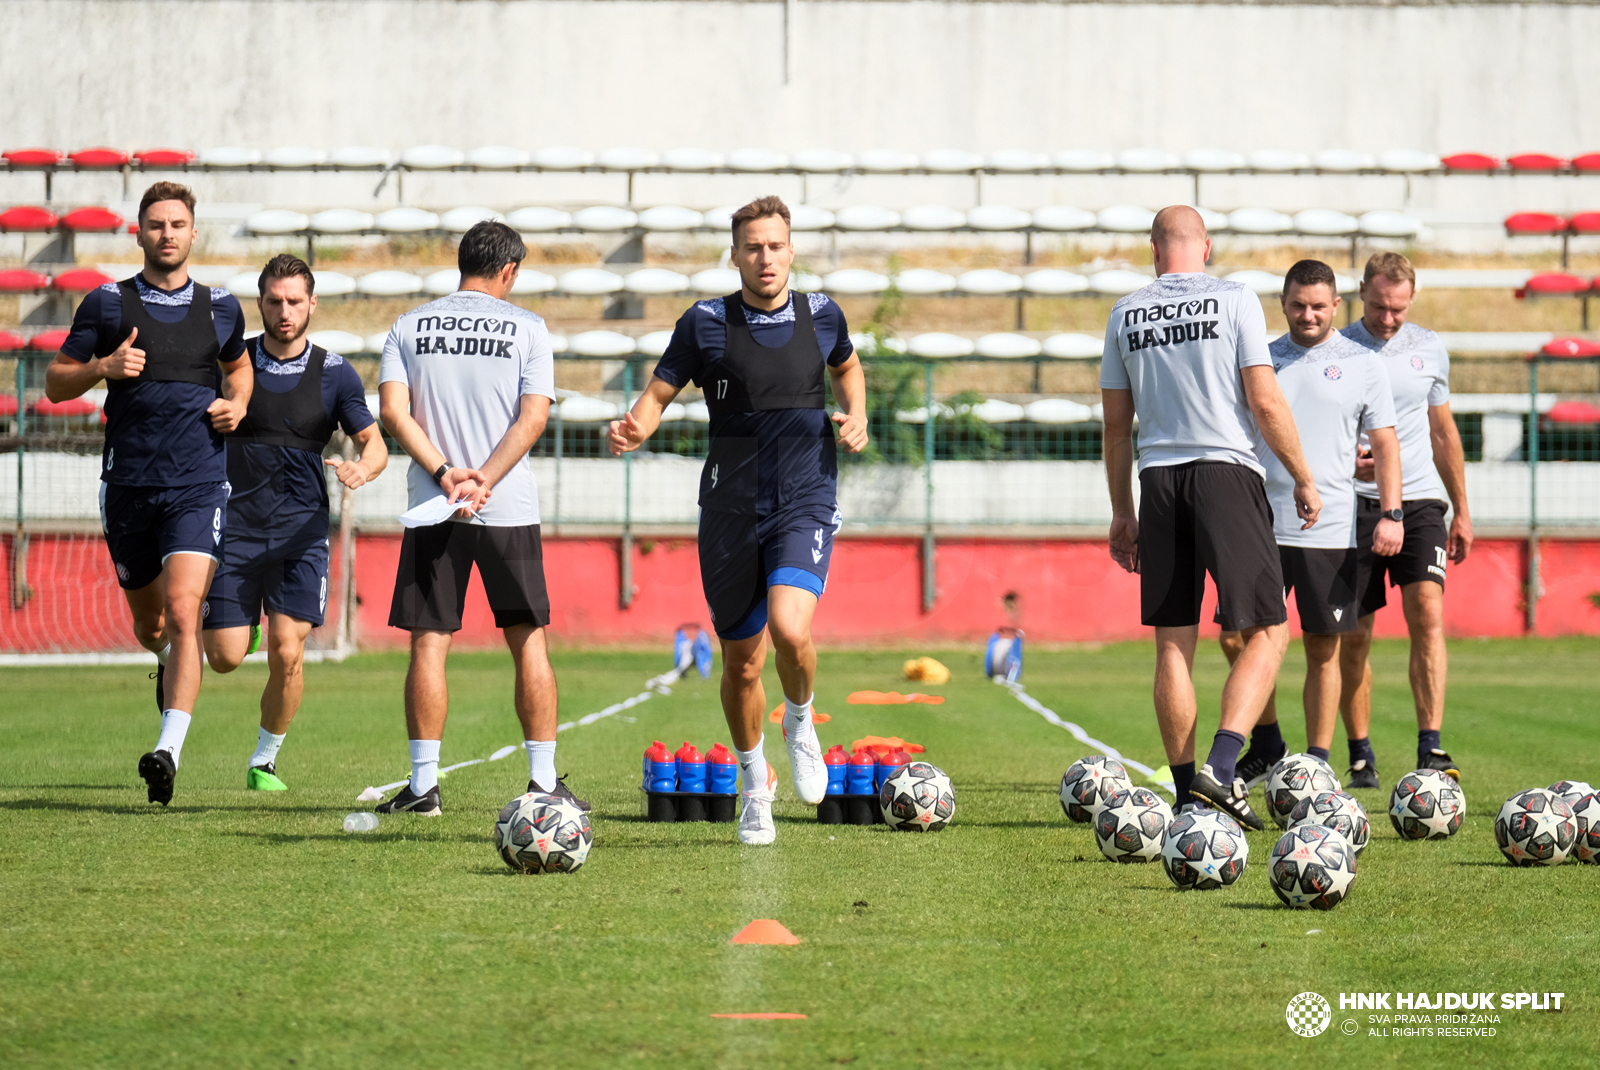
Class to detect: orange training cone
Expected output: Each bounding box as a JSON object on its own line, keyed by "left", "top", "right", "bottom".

{"left": 731, "top": 919, "right": 800, "bottom": 945}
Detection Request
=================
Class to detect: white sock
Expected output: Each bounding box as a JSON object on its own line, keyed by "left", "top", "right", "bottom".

{"left": 409, "top": 739, "right": 441, "bottom": 795}
{"left": 525, "top": 740, "right": 557, "bottom": 792}
{"left": 782, "top": 694, "right": 814, "bottom": 733}
{"left": 155, "top": 643, "right": 171, "bottom": 667}
{"left": 156, "top": 710, "right": 192, "bottom": 767}
{"left": 736, "top": 735, "right": 766, "bottom": 793}
{"left": 250, "top": 727, "right": 286, "bottom": 769}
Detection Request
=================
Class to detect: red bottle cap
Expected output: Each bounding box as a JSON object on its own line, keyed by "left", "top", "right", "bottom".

{"left": 824, "top": 744, "right": 848, "bottom": 765}
{"left": 882, "top": 747, "right": 909, "bottom": 767}
{"left": 848, "top": 748, "right": 876, "bottom": 766}
{"left": 675, "top": 741, "right": 703, "bottom": 763}
{"left": 705, "top": 743, "right": 737, "bottom": 764}
{"left": 646, "top": 740, "right": 673, "bottom": 762}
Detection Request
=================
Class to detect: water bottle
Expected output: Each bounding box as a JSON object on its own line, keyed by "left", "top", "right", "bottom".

{"left": 824, "top": 744, "right": 849, "bottom": 796}
{"left": 876, "top": 746, "right": 908, "bottom": 791}
{"left": 344, "top": 812, "right": 379, "bottom": 833}
{"left": 706, "top": 743, "right": 739, "bottom": 794}
{"left": 646, "top": 740, "right": 676, "bottom": 793}
{"left": 675, "top": 742, "right": 707, "bottom": 793}
{"left": 846, "top": 748, "right": 876, "bottom": 795}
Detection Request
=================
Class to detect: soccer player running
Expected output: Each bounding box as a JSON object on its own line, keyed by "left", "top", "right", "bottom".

{"left": 375, "top": 221, "right": 579, "bottom": 816}
{"left": 1336, "top": 252, "right": 1473, "bottom": 788}
{"left": 607, "top": 196, "right": 868, "bottom": 845}
{"left": 1100, "top": 206, "right": 1320, "bottom": 830}
{"left": 200, "top": 255, "right": 388, "bottom": 790}
{"left": 1218, "top": 260, "right": 1404, "bottom": 788}
{"left": 45, "top": 182, "right": 252, "bottom": 805}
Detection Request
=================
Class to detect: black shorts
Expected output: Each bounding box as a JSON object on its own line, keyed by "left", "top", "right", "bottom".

{"left": 99, "top": 480, "right": 229, "bottom": 590}
{"left": 204, "top": 536, "right": 330, "bottom": 629}
{"left": 1139, "top": 461, "right": 1285, "bottom": 631}
{"left": 699, "top": 504, "right": 840, "bottom": 640}
{"left": 1279, "top": 546, "right": 1361, "bottom": 635}
{"left": 389, "top": 522, "right": 550, "bottom": 632}
{"left": 1355, "top": 498, "right": 1448, "bottom": 615}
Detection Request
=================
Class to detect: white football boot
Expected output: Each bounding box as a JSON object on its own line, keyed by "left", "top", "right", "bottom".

{"left": 783, "top": 715, "right": 828, "bottom": 805}
{"left": 738, "top": 762, "right": 777, "bottom": 845}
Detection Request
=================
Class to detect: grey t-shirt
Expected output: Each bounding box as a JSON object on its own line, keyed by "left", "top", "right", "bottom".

{"left": 1100, "top": 273, "right": 1273, "bottom": 475}
{"left": 1262, "top": 332, "right": 1396, "bottom": 548}
{"left": 1340, "top": 319, "right": 1450, "bottom": 502}
{"left": 378, "top": 290, "right": 555, "bottom": 526}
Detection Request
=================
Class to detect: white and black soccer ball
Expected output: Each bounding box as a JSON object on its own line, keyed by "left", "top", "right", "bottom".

{"left": 880, "top": 762, "right": 955, "bottom": 832}
{"left": 1569, "top": 791, "right": 1600, "bottom": 865}
{"left": 1494, "top": 788, "right": 1578, "bottom": 867}
{"left": 1288, "top": 790, "right": 1371, "bottom": 855}
{"left": 1059, "top": 755, "right": 1132, "bottom": 823}
{"left": 1389, "top": 769, "right": 1466, "bottom": 841}
{"left": 1094, "top": 786, "right": 1174, "bottom": 863}
{"left": 494, "top": 792, "right": 593, "bottom": 873}
{"left": 1264, "top": 754, "right": 1341, "bottom": 829}
{"left": 1160, "top": 809, "right": 1249, "bottom": 891}
{"left": 1548, "top": 780, "right": 1596, "bottom": 808}
{"left": 1269, "top": 823, "right": 1358, "bottom": 910}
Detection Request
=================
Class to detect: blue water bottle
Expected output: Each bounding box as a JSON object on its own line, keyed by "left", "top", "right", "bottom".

{"left": 646, "top": 740, "right": 677, "bottom": 792}
{"left": 824, "top": 745, "right": 848, "bottom": 796}
{"left": 846, "top": 748, "right": 876, "bottom": 795}
{"left": 675, "top": 742, "right": 707, "bottom": 793}
{"left": 706, "top": 743, "right": 739, "bottom": 794}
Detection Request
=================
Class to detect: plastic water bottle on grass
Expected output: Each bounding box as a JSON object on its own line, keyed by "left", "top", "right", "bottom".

{"left": 344, "top": 812, "right": 379, "bottom": 833}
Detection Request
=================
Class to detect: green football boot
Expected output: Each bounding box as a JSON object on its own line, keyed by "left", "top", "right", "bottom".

{"left": 247, "top": 763, "right": 288, "bottom": 791}
{"left": 246, "top": 622, "right": 262, "bottom": 657}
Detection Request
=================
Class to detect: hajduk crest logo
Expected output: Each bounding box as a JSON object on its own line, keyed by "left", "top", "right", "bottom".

{"left": 1286, "top": 992, "right": 1332, "bottom": 1037}
{"left": 1323, "top": 365, "right": 1343, "bottom": 381}
{"left": 1410, "top": 355, "right": 1426, "bottom": 371}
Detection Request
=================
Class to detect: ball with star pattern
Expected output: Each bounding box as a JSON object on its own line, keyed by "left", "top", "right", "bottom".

{"left": 1059, "top": 755, "right": 1132, "bottom": 823}
{"left": 879, "top": 762, "right": 955, "bottom": 832}
{"left": 493, "top": 792, "right": 593, "bottom": 873}
{"left": 1269, "top": 823, "right": 1358, "bottom": 910}
{"left": 1160, "top": 809, "right": 1249, "bottom": 891}
{"left": 1094, "top": 786, "right": 1174, "bottom": 863}
{"left": 1494, "top": 788, "right": 1577, "bottom": 867}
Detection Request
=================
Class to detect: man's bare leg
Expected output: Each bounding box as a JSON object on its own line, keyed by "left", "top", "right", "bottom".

{"left": 377, "top": 628, "right": 452, "bottom": 813}
{"left": 134, "top": 552, "right": 217, "bottom": 804}
{"left": 1302, "top": 633, "right": 1343, "bottom": 757}
{"left": 505, "top": 623, "right": 563, "bottom": 793}
{"left": 1188, "top": 622, "right": 1288, "bottom": 828}
{"left": 765, "top": 586, "right": 828, "bottom": 804}
{"left": 1337, "top": 614, "right": 1381, "bottom": 787}
{"left": 1219, "top": 630, "right": 1287, "bottom": 785}
{"left": 719, "top": 627, "right": 777, "bottom": 844}
{"left": 1401, "top": 580, "right": 1456, "bottom": 777}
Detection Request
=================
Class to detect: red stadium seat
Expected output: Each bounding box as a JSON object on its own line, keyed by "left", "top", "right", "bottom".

{"left": 1569, "top": 212, "right": 1600, "bottom": 234}
{"left": 69, "top": 147, "right": 130, "bottom": 167}
{"left": 1442, "top": 152, "right": 1502, "bottom": 172}
{"left": 1507, "top": 153, "right": 1567, "bottom": 172}
{"left": 0, "top": 269, "right": 50, "bottom": 293}
{"left": 1539, "top": 337, "right": 1600, "bottom": 358}
{"left": 0, "top": 394, "right": 17, "bottom": 417}
{"left": 52, "top": 268, "right": 114, "bottom": 292}
{"left": 135, "top": 148, "right": 195, "bottom": 166}
{"left": 1572, "top": 153, "right": 1600, "bottom": 173}
{"left": 1547, "top": 400, "right": 1600, "bottom": 424}
{"left": 0, "top": 205, "right": 59, "bottom": 231}
{"left": 26, "top": 397, "right": 97, "bottom": 418}
{"left": 3, "top": 148, "right": 62, "bottom": 166}
{"left": 60, "top": 207, "right": 125, "bottom": 232}
{"left": 1521, "top": 273, "right": 1588, "bottom": 295}
{"left": 27, "top": 329, "right": 70, "bottom": 352}
{"left": 1504, "top": 212, "right": 1568, "bottom": 235}
{"left": 0, "top": 330, "right": 25, "bottom": 351}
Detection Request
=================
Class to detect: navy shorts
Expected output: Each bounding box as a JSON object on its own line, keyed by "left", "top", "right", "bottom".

{"left": 700, "top": 504, "right": 841, "bottom": 640}
{"left": 99, "top": 481, "right": 229, "bottom": 591}
{"left": 204, "top": 536, "right": 330, "bottom": 629}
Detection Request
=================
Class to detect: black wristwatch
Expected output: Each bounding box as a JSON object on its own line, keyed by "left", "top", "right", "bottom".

{"left": 432, "top": 463, "right": 451, "bottom": 485}
{"left": 1382, "top": 508, "right": 1404, "bottom": 522}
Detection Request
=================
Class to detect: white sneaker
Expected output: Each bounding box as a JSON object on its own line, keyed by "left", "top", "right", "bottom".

{"left": 738, "top": 762, "right": 777, "bottom": 845}
{"left": 783, "top": 717, "right": 828, "bottom": 805}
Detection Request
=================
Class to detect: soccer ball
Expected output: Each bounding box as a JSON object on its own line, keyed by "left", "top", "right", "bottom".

{"left": 1389, "top": 769, "right": 1466, "bottom": 841}
{"left": 1269, "top": 824, "right": 1358, "bottom": 910}
{"left": 880, "top": 762, "right": 955, "bottom": 832}
{"left": 1264, "top": 754, "right": 1341, "bottom": 828}
{"left": 1548, "top": 780, "right": 1596, "bottom": 808}
{"left": 1059, "top": 755, "right": 1132, "bottom": 823}
{"left": 1494, "top": 789, "right": 1578, "bottom": 867}
{"left": 1288, "top": 790, "right": 1371, "bottom": 855}
{"left": 1094, "top": 786, "right": 1174, "bottom": 863}
{"left": 1569, "top": 792, "right": 1600, "bottom": 865}
{"left": 1160, "top": 809, "right": 1249, "bottom": 891}
{"left": 493, "top": 792, "right": 593, "bottom": 873}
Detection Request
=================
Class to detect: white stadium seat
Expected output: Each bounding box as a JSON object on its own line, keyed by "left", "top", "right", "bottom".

{"left": 1334, "top": 274, "right": 1360, "bottom": 294}
{"left": 467, "top": 146, "right": 530, "bottom": 169}
{"left": 1054, "top": 150, "right": 1114, "bottom": 171}
{"left": 365, "top": 333, "right": 390, "bottom": 354}
{"left": 1096, "top": 206, "right": 1156, "bottom": 233}
{"left": 1225, "top": 270, "right": 1284, "bottom": 295}
{"left": 986, "top": 150, "right": 1051, "bottom": 172}
{"left": 789, "top": 204, "right": 835, "bottom": 231}
{"left": 560, "top": 395, "right": 622, "bottom": 422}
{"left": 376, "top": 208, "right": 440, "bottom": 233}
{"left": 440, "top": 207, "right": 505, "bottom": 233}
{"left": 1359, "top": 210, "right": 1422, "bottom": 237}
{"left": 1025, "top": 398, "right": 1095, "bottom": 423}
{"left": 971, "top": 399, "right": 1027, "bottom": 422}
{"left": 956, "top": 269, "right": 1022, "bottom": 295}
{"left": 902, "top": 205, "right": 967, "bottom": 231}
{"left": 401, "top": 145, "right": 464, "bottom": 169}
{"left": 329, "top": 147, "right": 391, "bottom": 168}
{"left": 662, "top": 148, "right": 724, "bottom": 170}
{"left": 636, "top": 331, "right": 675, "bottom": 358}
{"left": 849, "top": 332, "right": 908, "bottom": 355}
{"left": 1022, "top": 269, "right": 1089, "bottom": 295}
{"left": 200, "top": 146, "right": 262, "bottom": 167}
{"left": 1294, "top": 209, "right": 1359, "bottom": 236}
{"left": 1183, "top": 149, "right": 1245, "bottom": 172}
{"left": 1042, "top": 333, "right": 1107, "bottom": 358}
{"left": 596, "top": 147, "right": 658, "bottom": 170}
{"left": 547, "top": 333, "right": 568, "bottom": 353}
{"left": 690, "top": 268, "right": 741, "bottom": 294}
{"left": 1313, "top": 150, "right": 1376, "bottom": 172}
{"left": 834, "top": 205, "right": 901, "bottom": 231}
{"left": 246, "top": 209, "right": 310, "bottom": 235}
{"left": 568, "top": 330, "right": 636, "bottom": 357}
{"left": 1247, "top": 150, "right": 1310, "bottom": 172}
{"left": 572, "top": 206, "right": 638, "bottom": 231}
{"left": 425, "top": 269, "right": 459, "bottom": 296}
{"left": 921, "top": 149, "right": 983, "bottom": 172}
{"left": 788, "top": 149, "right": 850, "bottom": 172}
{"left": 907, "top": 332, "right": 975, "bottom": 358}
{"left": 309, "top": 208, "right": 374, "bottom": 234}
{"left": 975, "top": 333, "right": 1042, "bottom": 358}
{"left": 791, "top": 271, "right": 823, "bottom": 292}
{"left": 1227, "top": 208, "right": 1294, "bottom": 234}
{"left": 622, "top": 268, "right": 690, "bottom": 295}
{"left": 661, "top": 402, "right": 688, "bottom": 422}
{"left": 857, "top": 150, "right": 919, "bottom": 172}
{"left": 1195, "top": 206, "right": 1229, "bottom": 231}
{"left": 308, "top": 330, "right": 365, "bottom": 353}
{"left": 702, "top": 207, "right": 736, "bottom": 231}
{"left": 510, "top": 270, "right": 556, "bottom": 295}
{"left": 1376, "top": 150, "right": 1440, "bottom": 173}
{"left": 823, "top": 269, "right": 890, "bottom": 294}
{"left": 531, "top": 147, "right": 594, "bottom": 169}
{"left": 312, "top": 272, "right": 356, "bottom": 296}
{"left": 1116, "top": 149, "right": 1178, "bottom": 172}
{"left": 895, "top": 403, "right": 953, "bottom": 424}
{"left": 895, "top": 269, "right": 956, "bottom": 294}
{"left": 1031, "top": 205, "right": 1097, "bottom": 231}
{"left": 225, "top": 273, "right": 257, "bottom": 299}
{"left": 506, "top": 206, "right": 572, "bottom": 232}
{"left": 1087, "top": 270, "right": 1151, "bottom": 295}
{"left": 728, "top": 148, "right": 793, "bottom": 171}
{"left": 683, "top": 400, "right": 712, "bottom": 423}
{"left": 559, "top": 269, "right": 624, "bottom": 295}
{"left": 967, "top": 205, "right": 1032, "bottom": 231}
{"left": 356, "top": 271, "right": 424, "bottom": 297}
{"left": 264, "top": 147, "right": 326, "bottom": 168}
{"left": 637, "top": 206, "right": 704, "bottom": 231}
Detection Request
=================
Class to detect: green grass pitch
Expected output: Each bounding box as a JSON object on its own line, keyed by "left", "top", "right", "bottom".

{"left": 2, "top": 639, "right": 1596, "bottom": 1068}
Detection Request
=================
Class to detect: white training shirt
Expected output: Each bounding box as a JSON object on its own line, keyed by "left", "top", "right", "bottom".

{"left": 378, "top": 290, "right": 555, "bottom": 526}
{"left": 1340, "top": 319, "right": 1450, "bottom": 502}
{"left": 1100, "top": 273, "right": 1273, "bottom": 475}
{"left": 1262, "top": 332, "right": 1396, "bottom": 548}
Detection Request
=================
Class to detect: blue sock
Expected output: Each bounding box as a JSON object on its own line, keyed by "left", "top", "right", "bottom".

{"left": 1171, "top": 762, "right": 1196, "bottom": 805}
{"left": 1307, "top": 745, "right": 1331, "bottom": 763}
{"left": 1418, "top": 729, "right": 1441, "bottom": 760}
{"left": 1204, "top": 730, "right": 1247, "bottom": 784}
{"left": 1250, "top": 720, "right": 1283, "bottom": 754}
{"left": 1348, "top": 736, "right": 1376, "bottom": 766}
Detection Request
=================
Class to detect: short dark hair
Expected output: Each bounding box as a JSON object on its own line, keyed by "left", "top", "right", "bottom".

{"left": 138, "top": 180, "right": 196, "bottom": 222}
{"left": 458, "top": 220, "right": 526, "bottom": 280}
{"left": 1283, "top": 258, "right": 1338, "bottom": 297}
{"left": 731, "top": 195, "right": 791, "bottom": 244}
{"left": 258, "top": 253, "right": 315, "bottom": 296}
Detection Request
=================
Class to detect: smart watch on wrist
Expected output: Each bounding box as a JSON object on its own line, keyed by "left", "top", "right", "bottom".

{"left": 1382, "top": 508, "right": 1404, "bottom": 522}
{"left": 433, "top": 463, "right": 451, "bottom": 485}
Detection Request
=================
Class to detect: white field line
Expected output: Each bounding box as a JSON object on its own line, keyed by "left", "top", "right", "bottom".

{"left": 996, "top": 679, "right": 1176, "bottom": 796}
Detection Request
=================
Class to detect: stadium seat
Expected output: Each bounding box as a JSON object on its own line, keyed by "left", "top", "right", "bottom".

{"left": 1505, "top": 212, "right": 1568, "bottom": 235}
{"left": 956, "top": 269, "right": 1022, "bottom": 295}
{"left": 0, "top": 269, "right": 50, "bottom": 293}
{"left": 895, "top": 269, "right": 956, "bottom": 294}
{"left": 51, "top": 268, "right": 113, "bottom": 292}
{"left": 4, "top": 148, "right": 62, "bottom": 166}
{"left": 921, "top": 149, "right": 983, "bottom": 172}
{"left": 355, "top": 271, "right": 423, "bottom": 297}
{"left": 1194, "top": 206, "right": 1228, "bottom": 231}
{"left": 27, "top": 329, "right": 69, "bottom": 351}
{"left": 467, "top": 146, "right": 530, "bottom": 169}
{"left": 1377, "top": 150, "right": 1441, "bottom": 172}
{"left": 967, "top": 205, "right": 1032, "bottom": 231}
{"left": 225, "top": 273, "right": 257, "bottom": 299}
{"left": 1521, "top": 273, "right": 1590, "bottom": 295}
{"left": 27, "top": 396, "right": 96, "bottom": 417}
{"left": 659, "top": 401, "right": 687, "bottom": 421}
{"left": 1226, "top": 270, "right": 1284, "bottom": 296}
{"left": 247, "top": 209, "right": 312, "bottom": 234}
{"left": 401, "top": 145, "right": 465, "bottom": 169}
{"left": 312, "top": 272, "right": 356, "bottom": 296}
{"left": 1358, "top": 211, "right": 1421, "bottom": 237}
{"left": 307, "top": 208, "right": 373, "bottom": 234}
{"left": 572, "top": 206, "right": 638, "bottom": 231}
{"left": 638, "top": 206, "right": 704, "bottom": 231}
{"left": 510, "top": 270, "right": 556, "bottom": 295}
{"left": 683, "top": 400, "right": 712, "bottom": 422}
{"left": 974, "top": 333, "right": 1042, "bottom": 358}
{"left": 662, "top": 148, "right": 723, "bottom": 170}
{"left": 1546, "top": 400, "right": 1600, "bottom": 423}
{"left": 901, "top": 205, "right": 967, "bottom": 231}
{"left": 597, "top": 147, "right": 658, "bottom": 170}
{"left": 1022, "top": 269, "right": 1089, "bottom": 295}
{"left": 789, "top": 204, "right": 835, "bottom": 230}
{"left": 1087, "top": 269, "right": 1150, "bottom": 295}
{"left": 1293, "top": 208, "right": 1359, "bottom": 235}
{"left": 1227, "top": 208, "right": 1294, "bottom": 234}
{"left": 61, "top": 207, "right": 125, "bottom": 232}
{"left": 307, "top": 330, "right": 365, "bottom": 353}
{"left": 636, "top": 330, "right": 675, "bottom": 357}
{"left": 1025, "top": 397, "right": 1095, "bottom": 423}
{"left": 690, "top": 268, "right": 740, "bottom": 293}
{"left": 0, "top": 206, "right": 57, "bottom": 231}
{"left": 1312, "top": 150, "right": 1376, "bottom": 172}
{"left": 1572, "top": 153, "right": 1600, "bottom": 173}
{"left": 531, "top": 146, "right": 593, "bottom": 169}
{"left": 423, "top": 269, "right": 458, "bottom": 296}
{"left": 559, "top": 269, "right": 624, "bottom": 295}
{"left": 197, "top": 147, "right": 257, "bottom": 167}
{"left": 622, "top": 268, "right": 690, "bottom": 295}
{"left": 363, "top": 334, "right": 388, "bottom": 354}
{"left": 823, "top": 269, "right": 889, "bottom": 294}
{"left": 1442, "top": 152, "right": 1501, "bottom": 172}
{"left": 69, "top": 147, "right": 130, "bottom": 167}
{"left": 1248, "top": 150, "right": 1310, "bottom": 172}
{"left": 0, "top": 394, "right": 16, "bottom": 416}
{"left": 1539, "top": 337, "right": 1600, "bottom": 357}
{"left": 834, "top": 206, "right": 901, "bottom": 231}
{"left": 568, "top": 330, "right": 637, "bottom": 357}
{"left": 1054, "top": 150, "right": 1114, "bottom": 171}
{"left": 440, "top": 207, "right": 505, "bottom": 233}
{"left": 1508, "top": 153, "right": 1567, "bottom": 172}
{"left": 375, "top": 208, "right": 440, "bottom": 233}
{"left": 329, "top": 147, "right": 391, "bottom": 167}
{"left": 791, "top": 271, "right": 823, "bottom": 292}
{"left": 1182, "top": 149, "right": 1244, "bottom": 172}
{"left": 971, "top": 398, "right": 1027, "bottom": 421}
{"left": 263, "top": 147, "right": 326, "bottom": 167}
{"left": 1116, "top": 149, "right": 1178, "bottom": 172}
{"left": 731, "top": 148, "right": 796, "bottom": 171}
{"left": 0, "top": 329, "right": 28, "bottom": 350}
{"left": 986, "top": 151, "right": 1050, "bottom": 172}
{"left": 907, "top": 332, "right": 974, "bottom": 358}
{"left": 857, "top": 150, "right": 918, "bottom": 172}
{"left": 560, "top": 395, "right": 622, "bottom": 422}
{"left": 1096, "top": 206, "right": 1156, "bottom": 232}
{"left": 506, "top": 206, "right": 572, "bottom": 232}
